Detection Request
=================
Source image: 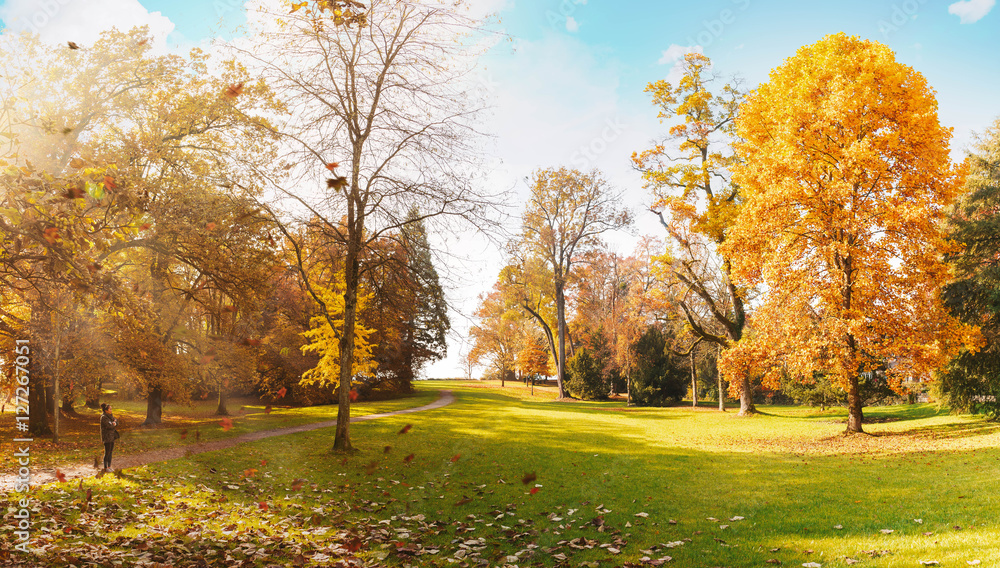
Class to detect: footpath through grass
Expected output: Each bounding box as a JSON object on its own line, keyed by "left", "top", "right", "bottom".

{"left": 0, "top": 389, "right": 438, "bottom": 470}
{"left": 4, "top": 381, "right": 1000, "bottom": 567}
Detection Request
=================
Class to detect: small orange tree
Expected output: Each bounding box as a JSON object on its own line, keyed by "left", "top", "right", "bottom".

{"left": 719, "top": 33, "right": 980, "bottom": 433}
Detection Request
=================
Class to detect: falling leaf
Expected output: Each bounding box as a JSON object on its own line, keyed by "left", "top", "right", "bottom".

{"left": 55, "top": 470, "right": 67, "bottom": 483}
{"left": 62, "top": 186, "right": 85, "bottom": 199}
{"left": 225, "top": 82, "right": 245, "bottom": 98}
{"left": 277, "top": 387, "right": 287, "bottom": 398}
{"left": 450, "top": 454, "right": 461, "bottom": 463}
{"left": 325, "top": 162, "right": 340, "bottom": 171}
{"left": 290, "top": 1, "right": 307, "bottom": 12}
{"left": 67, "top": 41, "right": 80, "bottom": 50}
{"left": 398, "top": 424, "right": 412, "bottom": 435}
{"left": 220, "top": 417, "right": 233, "bottom": 431}
{"left": 103, "top": 175, "right": 117, "bottom": 189}
{"left": 206, "top": 222, "right": 217, "bottom": 231}
{"left": 349, "top": 389, "right": 358, "bottom": 401}
{"left": 521, "top": 472, "right": 537, "bottom": 485}
{"left": 327, "top": 176, "right": 348, "bottom": 189}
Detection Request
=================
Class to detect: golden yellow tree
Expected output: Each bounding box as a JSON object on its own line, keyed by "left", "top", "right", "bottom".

{"left": 719, "top": 33, "right": 980, "bottom": 433}
{"left": 300, "top": 270, "right": 376, "bottom": 390}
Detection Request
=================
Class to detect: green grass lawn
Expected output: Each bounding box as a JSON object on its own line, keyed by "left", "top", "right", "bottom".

{"left": 0, "top": 388, "right": 438, "bottom": 469}
{"left": 5, "top": 381, "right": 1000, "bottom": 567}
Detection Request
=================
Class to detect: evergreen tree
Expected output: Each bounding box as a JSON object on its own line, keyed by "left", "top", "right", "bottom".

{"left": 940, "top": 118, "right": 1000, "bottom": 418}
{"left": 400, "top": 209, "right": 451, "bottom": 379}
{"left": 567, "top": 348, "right": 606, "bottom": 401}
{"left": 630, "top": 326, "right": 688, "bottom": 405}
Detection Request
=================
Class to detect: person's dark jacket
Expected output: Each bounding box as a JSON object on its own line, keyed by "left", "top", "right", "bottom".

{"left": 101, "top": 413, "right": 118, "bottom": 444}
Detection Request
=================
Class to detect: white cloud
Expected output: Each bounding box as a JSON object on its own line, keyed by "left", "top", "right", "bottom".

{"left": 948, "top": 0, "right": 995, "bottom": 23}
{"left": 565, "top": 16, "right": 579, "bottom": 33}
{"left": 0, "top": 0, "right": 175, "bottom": 51}
{"left": 657, "top": 43, "right": 703, "bottom": 65}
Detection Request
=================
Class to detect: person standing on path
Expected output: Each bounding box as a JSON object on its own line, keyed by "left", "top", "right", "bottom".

{"left": 100, "top": 403, "right": 119, "bottom": 472}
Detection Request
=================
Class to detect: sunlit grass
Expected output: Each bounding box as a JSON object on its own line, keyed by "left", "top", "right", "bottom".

{"left": 0, "top": 388, "right": 437, "bottom": 469}
{"left": 7, "top": 383, "right": 1000, "bottom": 566}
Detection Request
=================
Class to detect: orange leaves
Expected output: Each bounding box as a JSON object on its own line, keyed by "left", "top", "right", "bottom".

{"left": 722, "top": 34, "right": 974, "bottom": 419}
{"left": 450, "top": 454, "right": 461, "bottom": 463}
{"left": 43, "top": 227, "right": 60, "bottom": 244}
{"left": 224, "top": 82, "right": 244, "bottom": 99}
{"left": 349, "top": 389, "right": 358, "bottom": 401}
{"left": 220, "top": 417, "right": 233, "bottom": 431}
{"left": 277, "top": 387, "right": 287, "bottom": 398}
{"left": 56, "top": 469, "right": 67, "bottom": 482}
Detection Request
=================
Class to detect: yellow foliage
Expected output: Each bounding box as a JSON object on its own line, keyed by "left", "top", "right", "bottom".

{"left": 719, "top": 33, "right": 982, "bottom": 392}
{"left": 299, "top": 270, "right": 376, "bottom": 388}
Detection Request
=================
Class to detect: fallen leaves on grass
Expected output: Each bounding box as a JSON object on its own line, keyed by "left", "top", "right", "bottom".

{"left": 398, "top": 424, "right": 412, "bottom": 435}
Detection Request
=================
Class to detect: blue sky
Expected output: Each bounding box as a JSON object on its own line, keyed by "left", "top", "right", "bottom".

{"left": 1, "top": 0, "right": 998, "bottom": 376}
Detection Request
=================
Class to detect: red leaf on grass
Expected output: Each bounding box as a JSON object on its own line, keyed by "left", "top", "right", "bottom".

{"left": 398, "top": 424, "right": 412, "bottom": 435}
{"left": 258, "top": 501, "right": 268, "bottom": 511}
{"left": 530, "top": 487, "right": 540, "bottom": 495}
{"left": 344, "top": 537, "right": 364, "bottom": 552}
{"left": 450, "top": 454, "right": 461, "bottom": 463}
{"left": 260, "top": 459, "right": 267, "bottom": 467}
{"left": 404, "top": 454, "right": 415, "bottom": 464}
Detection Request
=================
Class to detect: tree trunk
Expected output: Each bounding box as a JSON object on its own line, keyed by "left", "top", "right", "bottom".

{"left": 555, "top": 281, "right": 568, "bottom": 398}
{"left": 500, "top": 368, "right": 505, "bottom": 388}
{"left": 143, "top": 386, "right": 163, "bottom": 425}
{"left": 690, "top": 351, "right": 698, "bottom": 408}
{"left": 718, "top": 370, "right": 726, "bottom": 412}
{"left": 738, "top": 377, "right": 755, "bottom": 415}
{"left": 846, "top": 375, "right": 864, "bottom": 433}
{"left": 216, "top": 387, "right": 229, "bottom": 416}
{"left": 28, "top": 366, "right": 52, "bottom": 436}
{"left": 332, "top": 227, "right": 362, "bottom": 454}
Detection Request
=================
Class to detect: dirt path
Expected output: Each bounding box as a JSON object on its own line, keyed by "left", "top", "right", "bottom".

{"left": 2, "top": 390, "right": 455, "bottom": 491}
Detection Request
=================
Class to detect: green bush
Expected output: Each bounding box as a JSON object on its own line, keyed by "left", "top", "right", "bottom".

{"left": 566, "top": 348, "right": 607, "bottom": 401}
{"left": 629, "top": 326, "right": 687, "bottom": 405}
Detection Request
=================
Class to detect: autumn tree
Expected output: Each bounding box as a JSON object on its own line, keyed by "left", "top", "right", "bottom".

{"left": 469, "top": 288, "right": 523, "bottom": 387}
{"left": 239, "top": 0, "right": 500, "bottom": 451}
{"left": 519, "top": 167, "right": 631, "bottom": 398}
{"left": 938, "top": 117, "right": 1000, "bottom": 418}
{"left": 719, "top": 34, "right": 980, "bottom": 433}
{"left": 632, "top": 52, "right": 755, "bottom": 414}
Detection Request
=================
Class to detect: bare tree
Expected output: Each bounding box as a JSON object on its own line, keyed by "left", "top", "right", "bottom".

{"left": 235, "top": 0, "right": 501, "bottom": 452}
